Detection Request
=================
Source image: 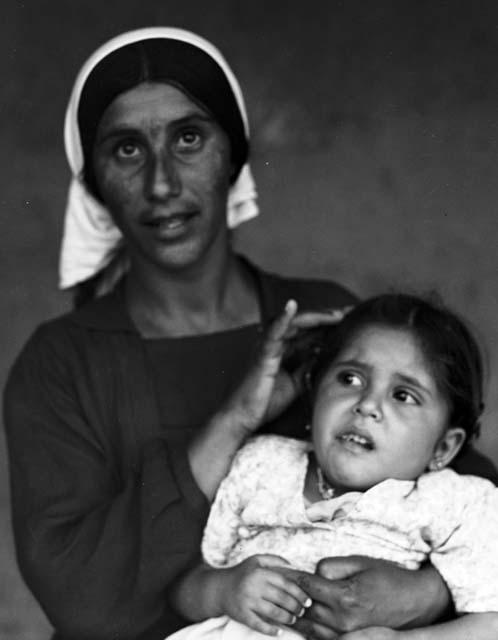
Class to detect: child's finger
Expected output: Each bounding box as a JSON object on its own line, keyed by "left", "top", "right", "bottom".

{"left": 261, "top": 583, "right": 311, "bottom": 619}
{"left": 256, "top": 554, "right": 292, "bottom": 569}
{"left": 256, "top": 598, "right": 298, "bottom": 627}
{"left": 268, "top": 572, "right": 313, "bottom": 612}
{"left": 244, "top": 610, "right": 283, "bottom": 636}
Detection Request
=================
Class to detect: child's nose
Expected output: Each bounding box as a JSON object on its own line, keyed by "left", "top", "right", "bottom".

{"left": 353, "top": 395, "right": 382, "bottom": 421}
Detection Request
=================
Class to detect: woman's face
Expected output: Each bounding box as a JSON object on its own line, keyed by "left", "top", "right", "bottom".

{"left": 92, "top": 82, "right": 233, "bottom": 273}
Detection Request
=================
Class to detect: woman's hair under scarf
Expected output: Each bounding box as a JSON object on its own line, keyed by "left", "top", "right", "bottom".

{"left": 60, "top": 27, "right": 258, "bottom": 292}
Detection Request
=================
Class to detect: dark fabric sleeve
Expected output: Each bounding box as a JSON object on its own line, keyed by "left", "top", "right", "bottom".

{"left": 3, "top": 327, "right": 209, "bottom": 640}
{"left": 451, "top": 445, "right": 498, "bottom": 485}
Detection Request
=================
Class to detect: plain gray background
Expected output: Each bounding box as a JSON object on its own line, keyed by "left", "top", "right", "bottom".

{"left": 2, "top": 1, "right": 498, "bottom": 637}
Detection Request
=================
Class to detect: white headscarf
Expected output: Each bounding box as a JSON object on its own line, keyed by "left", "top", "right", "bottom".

{"left": 60, "top": 27, "right": 258, "bottom": 290}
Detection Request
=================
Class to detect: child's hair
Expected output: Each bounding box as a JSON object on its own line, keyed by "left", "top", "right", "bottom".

{"left": 308, "top": 293, "right": 485, "bottom": 453}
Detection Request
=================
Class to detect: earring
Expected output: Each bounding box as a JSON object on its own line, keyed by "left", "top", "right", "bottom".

{"left": 431, "top": 459, "right": 444, "bottom": 471}
{"left": 304, "top": 424, "right": 311, "bottom": 432}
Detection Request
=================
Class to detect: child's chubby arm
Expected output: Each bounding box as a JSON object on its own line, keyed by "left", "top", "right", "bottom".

{"left": 338, "top": 612, "right": 498, "bottom": 640}
{"left": 169, "top": 554, "right": 312, "bottom": 636}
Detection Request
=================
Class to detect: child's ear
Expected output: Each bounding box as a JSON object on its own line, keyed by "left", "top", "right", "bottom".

{"left": 428, "top": 427, "right": 467, "bottom": 471}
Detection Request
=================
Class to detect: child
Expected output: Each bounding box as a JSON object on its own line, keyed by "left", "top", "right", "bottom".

{"left": 170, "top": 294, "right": 498, "bottom": 640}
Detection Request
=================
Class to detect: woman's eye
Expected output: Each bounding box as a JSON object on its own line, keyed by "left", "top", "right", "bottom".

{"left": 393, "top": 389, "right": 418, "bottom": 405}
{"left": 176, "top": 130, "right": 202, "bottom": 150}
{"left": 115, "top": 141, "right": 142, "bottom": 160}
{"left": 337, "top": 371, "right": 362, "bottom": 387}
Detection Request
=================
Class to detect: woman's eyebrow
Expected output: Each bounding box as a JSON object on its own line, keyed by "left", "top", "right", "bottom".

{"left": 97, "top": 114, "right": 215, "bottom": 142}
{"left": 95, "top": 126, "right": 142, "bottom": 144}
{"left": 171, "top": 113, "right": 214, "bottom": 125}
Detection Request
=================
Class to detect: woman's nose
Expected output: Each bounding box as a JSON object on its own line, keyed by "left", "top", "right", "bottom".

{"left": 353, "top": 394, "right": 382, "bottom": 421}
{"left": 147, "top": 153, "right": 181, "bottom": 201}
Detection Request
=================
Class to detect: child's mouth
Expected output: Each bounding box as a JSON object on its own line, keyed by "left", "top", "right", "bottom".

{"left": 339, "top": 432, "right": 374, "bottom": 451}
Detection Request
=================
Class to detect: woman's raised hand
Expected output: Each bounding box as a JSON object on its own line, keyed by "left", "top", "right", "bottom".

{"left": 189, "top": 301, "right": 349, "bottom": 501}
{"left": 223, "top": 300, "right": 349, "bottom": 435}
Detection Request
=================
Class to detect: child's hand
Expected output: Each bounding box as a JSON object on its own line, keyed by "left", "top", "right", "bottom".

{"left": 219, "top": 554, "right": 312, "bottom": 636}
{"left": 223, "top": 301, "right": 349, "bottom": 434}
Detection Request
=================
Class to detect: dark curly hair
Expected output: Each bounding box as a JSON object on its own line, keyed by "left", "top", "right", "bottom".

{"left": 307, "top": 293, "right": 485, "bottom": 454}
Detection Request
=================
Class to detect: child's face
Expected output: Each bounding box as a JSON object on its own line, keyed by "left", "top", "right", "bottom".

{"left": 311, "top": 325, "right": 452, "bottom": 493}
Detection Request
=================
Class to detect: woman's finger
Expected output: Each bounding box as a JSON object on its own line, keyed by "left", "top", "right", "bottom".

{"left": 292, "top": 616, "right": 339, "bottom": 639}
{"left": 270, "top": 300, "right": 299, "bottom": 339}
{"left": 291, "top": 307, "right": 352, "bottom": 329}
{"left": 260, "top": 300, "right": 299, "bottom": 362}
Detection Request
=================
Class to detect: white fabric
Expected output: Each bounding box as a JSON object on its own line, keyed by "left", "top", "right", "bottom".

{"left": 202, "top": 435, "right": 498, "bottom": 615}
{"left": 166, "top": 616, "right": 303, "bottom": 640}
{"left": 60, "top": 26, "right": 258, "bottom": 289}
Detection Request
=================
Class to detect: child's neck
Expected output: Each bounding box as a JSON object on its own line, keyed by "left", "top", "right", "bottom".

{"left": 304, "top": 453, "right": 427, "bottom": 504}
{"left": 304, "top": 453, "right": 354, "bottom": 503}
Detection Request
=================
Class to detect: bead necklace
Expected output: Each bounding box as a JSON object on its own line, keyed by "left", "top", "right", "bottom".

{"left": 316, "top": 466, "right": 335, "bottom": 500}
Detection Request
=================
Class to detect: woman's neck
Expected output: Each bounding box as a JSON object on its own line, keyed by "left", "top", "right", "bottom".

{"left": 125, "top": 250, "right": 260, "bottom": 338}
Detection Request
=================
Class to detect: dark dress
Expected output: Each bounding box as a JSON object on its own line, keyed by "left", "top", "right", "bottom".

{"left": 3, "top": 258, "right": 496, "bottom": 640}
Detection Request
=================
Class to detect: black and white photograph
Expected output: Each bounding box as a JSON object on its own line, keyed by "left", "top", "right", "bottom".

{"left": 2, "top": 2, "right": 498, "bottom": 639}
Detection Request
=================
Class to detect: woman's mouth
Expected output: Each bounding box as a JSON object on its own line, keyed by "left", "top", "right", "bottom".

{"left": 144, "top": 212, "right": 198, "bottom": 238}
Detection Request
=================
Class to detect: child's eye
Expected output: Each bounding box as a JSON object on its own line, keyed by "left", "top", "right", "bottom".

{"left": 176, "top": 129, "right": 203, "bottom": 150}
{"left": 337, "top": 371, "right": 363, "bottom": 387}
{"left": 393, "top": 389, "right": 419, "bottom": 405}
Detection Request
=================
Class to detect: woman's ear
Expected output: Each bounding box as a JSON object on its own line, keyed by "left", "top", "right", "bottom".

{"left": 428, "top": 427, "right": 467, "bottom": 471}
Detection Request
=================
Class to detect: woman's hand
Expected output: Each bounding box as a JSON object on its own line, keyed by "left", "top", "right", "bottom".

{"left": 223, "top": 301, "right": 349, "bottom": 434}
{"left": 217, "top": 554, "right": 312, "bottom": 636}
{"left": 292, "top": 556, "right": 452, "bottom": 640}
{"left": 189, "top": 302, "right": 348, "bottom": 500}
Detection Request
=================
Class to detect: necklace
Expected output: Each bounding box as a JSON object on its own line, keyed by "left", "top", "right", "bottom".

{"left": 316, "top": 466, "right": 335, "bottom": 500}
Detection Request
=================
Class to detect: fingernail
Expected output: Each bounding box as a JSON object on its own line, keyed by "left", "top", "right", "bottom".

{"left": 290, "top": 616, "right": 297, "bottom": 625}
{"left": 304, "top": 597, "right": 312, "bottom": 608}
{"left": 285, "top": 299, "right": 297, "bottom": 313}
{"left": 298, "top": 607, "right": 305, "bottom": 617}
{"left": 276, "top": 629, "right": 283, "bottom": 636}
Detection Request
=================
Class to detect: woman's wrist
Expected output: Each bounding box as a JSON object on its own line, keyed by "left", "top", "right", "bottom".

{"left": 188, "top": 410, "right": 249, "bottom": 501}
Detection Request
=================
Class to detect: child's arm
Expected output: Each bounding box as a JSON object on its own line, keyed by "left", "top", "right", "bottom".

{"left": 170, "top": 555, "right": 311, "bottom": 636}
{"left": 338, "top": 612, "right": 498, "bottom": 639}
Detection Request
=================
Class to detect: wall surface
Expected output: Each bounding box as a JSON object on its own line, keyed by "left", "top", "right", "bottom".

{"left": 2, "top": 1, "right": 498, "bottom": 637}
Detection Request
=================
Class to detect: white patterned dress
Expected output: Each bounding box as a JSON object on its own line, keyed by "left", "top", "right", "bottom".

{"left": 167, "top": 435, "right": 498, "bottom": 640}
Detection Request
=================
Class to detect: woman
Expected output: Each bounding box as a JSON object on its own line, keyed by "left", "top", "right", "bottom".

{"left": 4, "top": 27, "right": 496, "bottom": 640}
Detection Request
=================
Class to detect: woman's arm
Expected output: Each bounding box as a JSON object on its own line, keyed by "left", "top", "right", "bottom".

{"left": 4, "top": 327, "right": 208, "bottom": 640}
{"left": 188, "top": 300, "right": 299, "bottom": 500}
